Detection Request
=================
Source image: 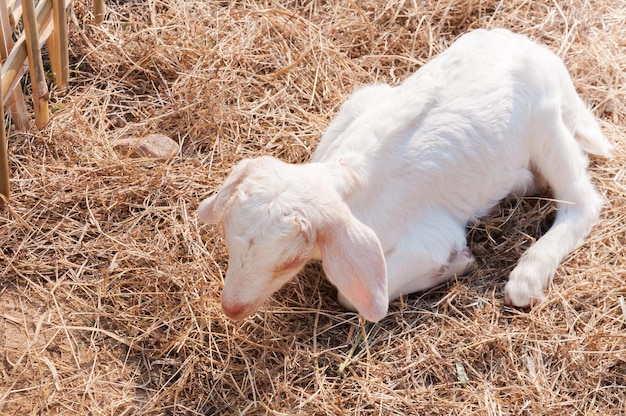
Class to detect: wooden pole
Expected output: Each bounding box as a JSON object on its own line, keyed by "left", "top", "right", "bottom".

{"left": 51, "top": 0, "right": 69, "bottom": 87}
{"left": 45, "top": 25, "right": 62, "bottom": 86}
{"left": 94, "top": 0, "right": 105, "bottom": 24}
{"left": 0, "top": 72, "right": 9, "bottom": 206}
{"left": 22, "top": 0, "right": 49, "bottom": 129}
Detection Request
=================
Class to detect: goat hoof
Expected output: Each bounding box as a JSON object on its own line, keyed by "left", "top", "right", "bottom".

{"left": 503, "top": 276, "right": 546, "bottom": 308}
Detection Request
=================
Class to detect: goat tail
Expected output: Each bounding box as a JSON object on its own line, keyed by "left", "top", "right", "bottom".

{"left": 573, "top": 97, "right": 613, "bottom": 157}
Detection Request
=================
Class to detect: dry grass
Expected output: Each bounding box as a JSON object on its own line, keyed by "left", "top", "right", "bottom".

{"left": 1, "top": 0, "right": 625, "bottom": 414}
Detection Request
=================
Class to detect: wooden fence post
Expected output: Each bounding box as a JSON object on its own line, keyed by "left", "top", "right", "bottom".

{"left": 94, "top": 0, "right": 105, "bottom": 24}
{"left": 22, "top": 0, "right": 49, "bottom": 129}
{"left": 50, "top": 0, "right": 69, "bottom": 87}
{"left": 0, "top": 79, "right": 8, "bottom": 206}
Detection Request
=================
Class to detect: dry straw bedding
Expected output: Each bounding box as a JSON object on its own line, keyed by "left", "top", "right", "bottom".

{"left": 1, "top": 0, "right": 625, "bottom": 414}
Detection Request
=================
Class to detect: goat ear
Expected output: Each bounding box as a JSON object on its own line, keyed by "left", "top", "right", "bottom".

{"left": 318, "top": 209, "right": 388, "bottom": 322}
{"left": 197, "top": 194, "right": 222, "bottom": 224}
{"left": 198, "top": 159, "right": 252, "bottom": 224}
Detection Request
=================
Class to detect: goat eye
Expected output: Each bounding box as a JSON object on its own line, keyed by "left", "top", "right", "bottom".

{"left": 273, "top": 256, "right": 305, "bottom": 276}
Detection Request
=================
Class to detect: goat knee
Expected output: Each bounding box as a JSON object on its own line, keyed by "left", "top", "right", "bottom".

{"left": 450, "top": 247, "right": 477, "bottom": 275}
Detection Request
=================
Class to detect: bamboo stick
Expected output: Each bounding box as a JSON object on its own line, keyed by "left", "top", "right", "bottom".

{"left": 6, "top": 0, "right": 22, "bottom": 27}
{"left": 20, "top": 0, "right": 49, "bottom": 128}
{"left": 45, "top": 26, "right": 62, "bottom": 86}
{"left": 94, "top": 0, "right": 105, "bottom": 24}
{"left": 51, "top": 0, "right": 69, "bottom": 87}
{"left": 0, "top": 74, "right": 9, "bottom": 205}
{"left": 0, "top": 1, "right": 29, "bottom": 129}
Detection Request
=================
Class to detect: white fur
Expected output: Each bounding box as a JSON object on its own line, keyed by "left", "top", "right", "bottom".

{"left": 198, "top": 29, "right": 612, "bottom": 322}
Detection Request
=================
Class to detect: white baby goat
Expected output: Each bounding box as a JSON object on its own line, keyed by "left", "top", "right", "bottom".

{"left": 198, "top": 29, "right": 612, "bottom": 322}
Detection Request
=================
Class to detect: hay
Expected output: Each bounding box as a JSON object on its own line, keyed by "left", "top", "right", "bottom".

{"left": 1, "top": 0, "right": 625, "bottom": 414}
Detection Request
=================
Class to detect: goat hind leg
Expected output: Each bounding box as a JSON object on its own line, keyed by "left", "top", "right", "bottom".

{"left": 504, "top": 121, "right": 604, "bottom": 307}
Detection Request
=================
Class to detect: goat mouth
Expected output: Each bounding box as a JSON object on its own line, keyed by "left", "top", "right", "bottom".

{"left": 222, "top": 298, "right": 263, "bottom": 320}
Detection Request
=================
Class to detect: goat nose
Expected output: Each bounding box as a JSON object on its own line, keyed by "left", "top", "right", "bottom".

{"left": 222, "top": 300, "right": 248, "bottom": 320}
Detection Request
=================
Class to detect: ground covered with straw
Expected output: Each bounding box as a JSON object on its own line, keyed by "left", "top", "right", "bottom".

{"left": 1, "top": 0, "right": 625, "bottom": 414}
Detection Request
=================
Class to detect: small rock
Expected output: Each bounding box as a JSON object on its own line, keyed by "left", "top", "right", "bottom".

{"left": 113, "top": 134, "right": 179, "bottom": 162}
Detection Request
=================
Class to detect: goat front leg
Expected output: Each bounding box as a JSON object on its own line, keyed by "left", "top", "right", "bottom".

{"left": 336, "top": 224, "right": 474, "bottom": 313}
{"left": 381, "top": 218, "right": 473, "bottom": 302}
{"left": 383, "top": 242, "right": 476, "bottom": 305}
{"left": 337, "top": 251, "right": 471, "bottom": 313}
